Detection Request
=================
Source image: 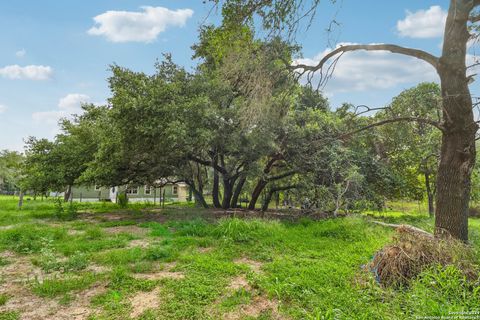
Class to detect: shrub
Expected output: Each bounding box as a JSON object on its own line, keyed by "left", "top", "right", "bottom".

{"left": 64, "top": 251, "right": 89, "bottom": 271}
{"left": 34, "top": 238, "right": 62, "bottom": 273}
{"left": 53, "top": 198, "right": 77, "bottom": 220}
{"left": 117, "top": 194, "right": 128, "bottom": 208}
{"left": 33, "top": 240, "right": 89, "bottom": 273}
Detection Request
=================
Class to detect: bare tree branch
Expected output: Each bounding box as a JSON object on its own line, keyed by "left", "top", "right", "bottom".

{"left": 340, "top": 117, "right": 445, "bottom": 139}
{"left": 469, "top": 14, "right": 480, "bottom": 23}
{"left": 293, "top": 44, "right": 439, "bottom": 72}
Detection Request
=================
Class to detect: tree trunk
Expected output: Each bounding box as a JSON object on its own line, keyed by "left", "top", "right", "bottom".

{"left": 425, "top": 172, "right": 434, "bottom": 217}
{"left": 434, "top": 1, "right": 477, "bottom": 241}
{"left": 248, "top": 180, "right": 267, "bottom": 209}
{"left": 18, "top": 191, "right": 24, "bottom": 208}
{"left": 262, "top": 185, "right": 297, "bottom": 211}
{"left": 64, "top": 185, "right": 72, "bottom": 202}
{"left": 261, "top": 189, "right": 274, "bottom": 212}
{"left": 192, "top": 186, "right": 209, "bottom": 208}
{"left": 212, "top": 167, "right": 222, "bottom": 208}
{"left": 231, "top": 175, "right": 246, "bottom": 208}
{"left": 221, "top": 177, "right": 235, "bottom": 209}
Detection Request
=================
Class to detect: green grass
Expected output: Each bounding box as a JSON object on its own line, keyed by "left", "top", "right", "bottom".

{"left": 0, "top": 311, "right": 19, "bottom": 320}
{"left": 31, "top": 272, "right": 98, "bottom": 298}
{"left": 0, "top": 195, "right": 479, "bottom": 319}
{"left": 0, "top": 294, "right": 9, "bottom": 306}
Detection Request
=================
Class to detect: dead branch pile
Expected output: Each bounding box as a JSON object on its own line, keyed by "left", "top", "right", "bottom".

{"left": 367, "top": 225, "right": 478, "bottom": 287}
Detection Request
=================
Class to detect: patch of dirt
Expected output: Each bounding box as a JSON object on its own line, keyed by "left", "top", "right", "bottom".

{"left": 0, "top": 250, "right": 106, "bottom": 320}
{"left": 234, "top": 257, "right": 263, "bottom": 273}
{"left": 0, "top": 250, "right": 16, "bottom": 259}
{"left": 228, "top": 275, "right": 251, "bottom": 291}
{"left": 127, "top": 239, "right": 151, "bottom": 248}
{"left": 0, "top": 277, "right": 105, "bottom": 320}
{"left": 78, "top": 213, "right": 126, "bottom": 222}
{"left": 162, "top": 262, "right": 177, "bottom": 271}
{"left": 0, "top": 282, "right": 58, "bottom": 320}
{"left": 67, "top": 229, "right": 85, "bottom": 236}
{"left": 198, "top": 247, "right": 213, "bottom": 253}
{"left": 85, "top": 264, "right": 111, "bottom": 274}
{"left": 0, "top": 253, "right": 44, "bottom": 283}
{"left": 103, "top": 225, "right": 149, "bottom": 236}
{"left": 48, "top": 283, "right": 107, "bottom": 320}
{"left": 78, "top": 207, "right": 334, "bottom": 226}
{"left": 227, "top": 295, "right": 285, "bottom": 320}
{"left": 133, "top": 270, "right": 185, "bottom": 281}
{"left": 129, "top": 287, "right": 161, "bottom": 318}
{"left": 209, "top": 274, "right": 287, "bottom": 320}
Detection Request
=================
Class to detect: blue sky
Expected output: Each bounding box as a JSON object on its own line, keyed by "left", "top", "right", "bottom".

{"left": 0, "top": 0, "right": 469, "bottom": 151}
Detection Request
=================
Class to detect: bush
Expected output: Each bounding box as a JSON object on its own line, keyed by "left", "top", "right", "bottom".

{"left": 117, "top": 193, "right": 128, "bottom": 208}
{"left": 53, "top": 198, "right": 77, "bottom": 220}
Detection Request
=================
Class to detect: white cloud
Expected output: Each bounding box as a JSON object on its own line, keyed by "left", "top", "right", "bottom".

{"left": 15, "top": 49, "right": 26, "bottom": 58}
{"left": 294, "top": 43, "right": 439, "bottom": 94}
{"left": 0, "top": 104, "right": 7, "bottom": 114}
{"left": 0, "top": 65, "right": 53, "bottom": 80}
{"left": 88, "top": 6, "right": 194, "bottom": 43}
{"left": 58, "top": 93, "right": 91, "bottom": 110}
{"left": 397, "top": 6, "right": 447, "bottom": 38}
{"left": 32, "top": 93, "right": 91, "bottom": 125}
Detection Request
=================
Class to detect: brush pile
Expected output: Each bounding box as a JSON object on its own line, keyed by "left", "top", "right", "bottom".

{"left": 367, "top": 225, "right": 478, "bottom": 287}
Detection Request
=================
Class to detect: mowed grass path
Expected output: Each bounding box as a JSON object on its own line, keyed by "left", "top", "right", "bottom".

{"left": 0, "top": 196, "right": 479, "bottom": 319}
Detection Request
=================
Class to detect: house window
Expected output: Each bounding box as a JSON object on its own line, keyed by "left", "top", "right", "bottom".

{"left": 172, "top": 185, "right": 178, "bottom": 195}
{"left": 94, "top": 185, "right": 101, "bottom": 191}
{"left": 126, "top": 187, "right": 138, "bottom": 195}
{"left": 144, "top": 185, "right": 152, "bottom": 195}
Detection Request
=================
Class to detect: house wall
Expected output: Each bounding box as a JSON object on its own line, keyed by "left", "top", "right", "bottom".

{"left": 71, "top": 184, "right": 189, "bottom": 202}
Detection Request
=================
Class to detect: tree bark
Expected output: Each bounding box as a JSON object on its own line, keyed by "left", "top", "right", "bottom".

{"left": 291, "top": 0, "right": 479, "bottom": 241}
{"left": 221, "top": 177, "right": 235, "bottom": 209}
{"left": 18, "top": 191, "right": 24, "bottom": 208}
{"left": 191, "top": 185, "right": 209, "bottom": 208}
{"left": 212, "top": 167, "right": 222, "bottom": 208}
{"left": 262, "top": 185, "right": 297, "bottom": 211}
{"left": 425, "top": 172, "right": 434, "bottom": 217}
{"left": 248, "top": 155, "right": 283, "bottom": 209}
{"left": 434, "top": 1, "right": 477, "bottom": 241}
{"left": 231, "top": 174, "right": 246, "bottom": 208}
{"left": 64, "top": 185, "right": 72, "bottom": 202}
{"left": 248, "top": 179, "right": 268, "bottom": 209}
{"left": 261, "top": 189, "right": 275, "bottom": 212}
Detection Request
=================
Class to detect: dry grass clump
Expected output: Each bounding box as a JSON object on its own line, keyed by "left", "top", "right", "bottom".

{"left": 367, "top": 226, "right": 478, "bottom": 287}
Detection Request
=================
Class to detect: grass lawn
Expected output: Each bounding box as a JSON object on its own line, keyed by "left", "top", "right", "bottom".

{"left": 0, "top": 196, "right": 479, "bottom": 319}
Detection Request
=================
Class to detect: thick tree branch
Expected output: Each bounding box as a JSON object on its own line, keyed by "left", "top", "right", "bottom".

{"left": 371, "top": 221, "right": 433, "bottom": 238}
{"left": 188, "top": 155, "right": 227, "bottom": 175}
{"left": 340, "top": 117, "right": 444, "bottom": 139}
{"left": 267, "top": 170, "right": 297, "bottom": 181}
{"left": 294, "top": 44, "right": 439, "bottom": 71}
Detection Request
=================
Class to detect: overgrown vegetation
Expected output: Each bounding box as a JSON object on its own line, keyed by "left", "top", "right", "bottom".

{"left": 0, "top": 196, "right": 479, "bottom": 319}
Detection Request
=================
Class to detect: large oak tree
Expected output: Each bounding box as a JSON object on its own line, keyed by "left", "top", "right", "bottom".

{"left": 213, "top": 0, "right": 480, "bottom": 241}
